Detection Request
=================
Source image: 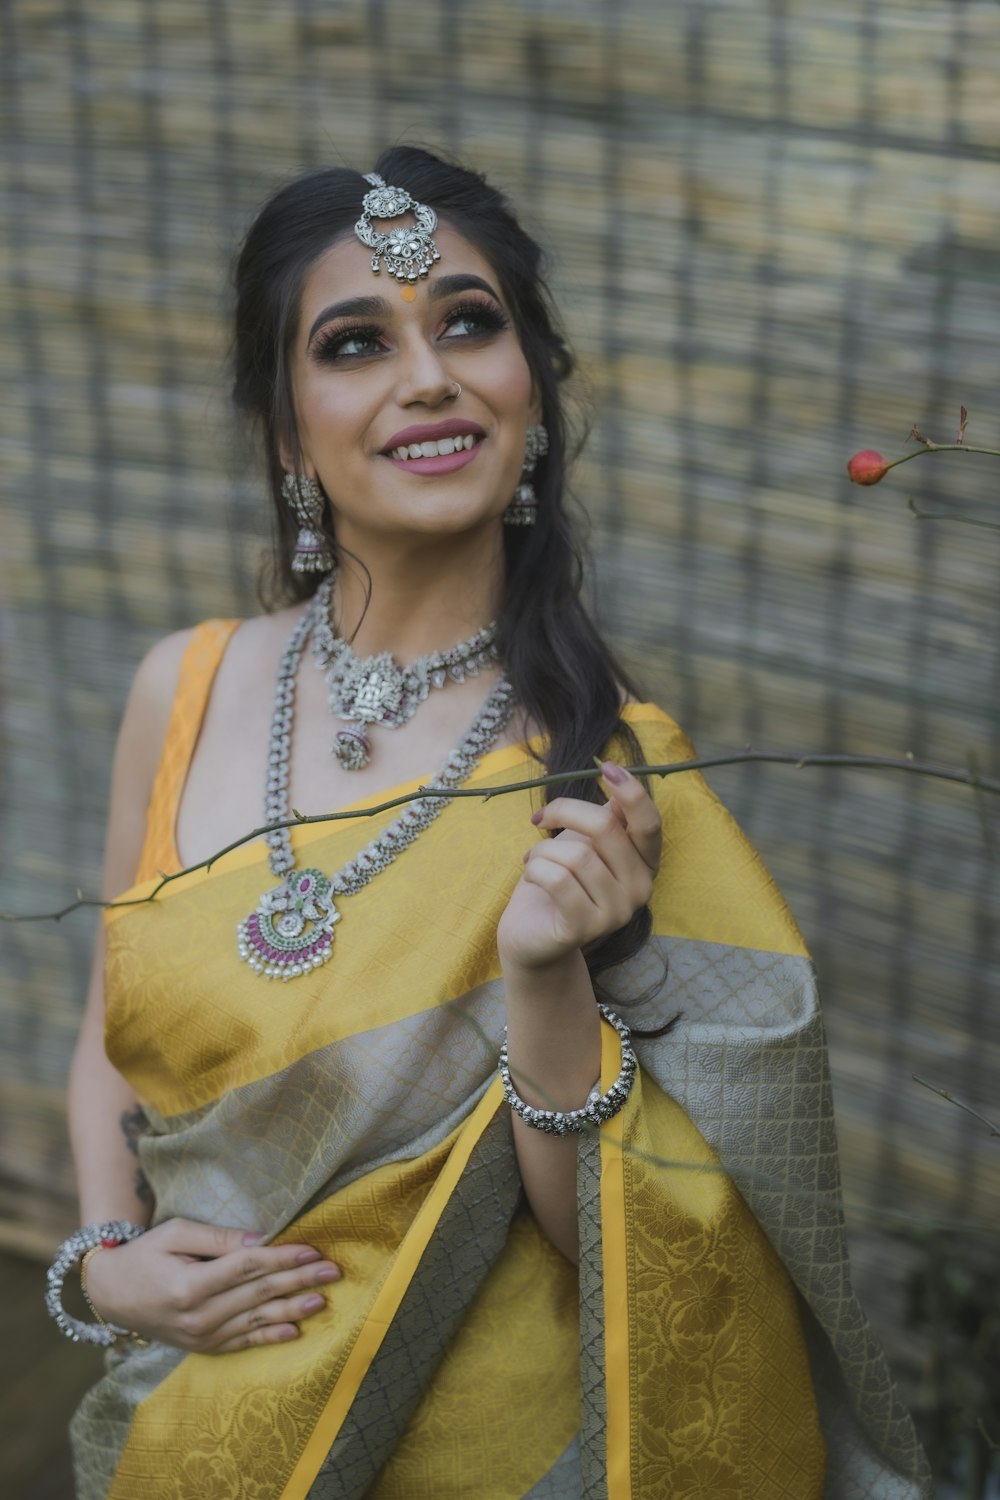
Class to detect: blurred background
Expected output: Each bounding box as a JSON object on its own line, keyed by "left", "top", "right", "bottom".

{"left": 1, "top": 1, "right": 998, "bottom": 1496}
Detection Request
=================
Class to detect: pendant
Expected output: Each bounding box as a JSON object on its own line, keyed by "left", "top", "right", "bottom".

{"left": 341, "top": 656, "right": 406, "bottom": 724}
{"left": 237, "top": 868, "right": 340, "bottom": 981}
{"left": 333, "top": 727, "right": 371, "bottom": 771}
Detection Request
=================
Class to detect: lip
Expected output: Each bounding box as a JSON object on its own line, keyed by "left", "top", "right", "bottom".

{"left": 383, "top": 442, "right": 483, "bottom": 477}
{"left": 380, "top": 417, "right": 486, "bottom": 453}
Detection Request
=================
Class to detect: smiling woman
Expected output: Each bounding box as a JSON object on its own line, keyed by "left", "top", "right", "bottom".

{"left": 60, "top": 147, "right": 931, "bottom": 1499}
{"left": 290, "top": 235, "right": 534, "bottom": 545}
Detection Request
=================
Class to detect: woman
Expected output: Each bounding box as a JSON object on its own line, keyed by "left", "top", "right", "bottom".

{"left": 60, "top": 147, "right": 929, "bottom": 1498}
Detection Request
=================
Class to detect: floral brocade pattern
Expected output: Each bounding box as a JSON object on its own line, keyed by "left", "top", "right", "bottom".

{"left": 620, "top": 1069, "right": 827, "bottom": 1499}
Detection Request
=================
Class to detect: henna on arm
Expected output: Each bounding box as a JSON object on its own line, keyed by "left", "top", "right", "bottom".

{"left": 119, "top": 1104, "right": 154, "bottom": 1207}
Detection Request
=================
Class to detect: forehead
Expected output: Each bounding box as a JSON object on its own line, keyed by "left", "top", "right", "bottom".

{"left": 298, "top": 222, "right": 503, "bottom": 322}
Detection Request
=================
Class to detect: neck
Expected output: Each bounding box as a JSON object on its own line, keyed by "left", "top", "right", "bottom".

{"left": 328, "top": 526, "right": 504, "bottom": 660}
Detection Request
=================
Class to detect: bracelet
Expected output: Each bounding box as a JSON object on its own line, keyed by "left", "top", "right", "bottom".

{"left": 45, "top": 1221, "right": 146, "bottom": 1346}
{"left": 80, "top": 1246, "right": 150, "bottom": 1349}
{"left": 498, "top": 1005, "right": 638, "bottom": 1136}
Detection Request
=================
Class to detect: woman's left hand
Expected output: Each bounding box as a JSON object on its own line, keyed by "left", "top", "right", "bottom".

{"left": 497, "top": 762, "right": 662, "bottom": 973}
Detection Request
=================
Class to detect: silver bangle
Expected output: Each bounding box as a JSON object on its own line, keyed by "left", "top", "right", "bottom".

{"left": 45, "top": 1220, "right": 146, "bottom": 1345}
{"left": 498, "top": 1005, "right": 638, "bottom": 1135}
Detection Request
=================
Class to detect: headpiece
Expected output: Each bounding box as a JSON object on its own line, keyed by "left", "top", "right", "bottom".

{"left": 354, "top": 172, "right": 441, "bottom": 283}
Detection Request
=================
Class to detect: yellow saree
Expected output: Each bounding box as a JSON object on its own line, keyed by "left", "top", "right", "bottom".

{"left": 71, "top": 624, "right": 930, "bottom": 1499}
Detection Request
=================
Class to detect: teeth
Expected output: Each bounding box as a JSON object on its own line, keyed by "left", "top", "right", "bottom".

{"left": 391, "top": 434, "right": 480, "bottom": 461}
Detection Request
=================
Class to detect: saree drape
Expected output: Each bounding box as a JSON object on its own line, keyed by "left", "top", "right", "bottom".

{"left": 70, "top": 623, "right": 931, "bottom": 1499}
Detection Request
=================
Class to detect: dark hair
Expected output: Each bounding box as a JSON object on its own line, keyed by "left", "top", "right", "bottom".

{"left": 232, "top": 145, "right": 660, "bottom": 995}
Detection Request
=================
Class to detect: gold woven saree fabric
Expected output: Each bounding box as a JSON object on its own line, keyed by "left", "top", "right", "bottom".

{"left": 70, "top": 624, "right": 931, "bottom": 1498}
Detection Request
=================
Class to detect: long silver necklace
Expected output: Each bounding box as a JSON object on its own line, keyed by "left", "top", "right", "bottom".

{"left": 310, "top": 573, "right": 499, "bottom": 771}
{"left": 236, "top": 592, "right": 514, "bottom": 981}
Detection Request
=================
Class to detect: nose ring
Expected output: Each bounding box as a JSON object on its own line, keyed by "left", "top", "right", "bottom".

{"left": 450, "top": 381, "right": 462, "bottom": 399}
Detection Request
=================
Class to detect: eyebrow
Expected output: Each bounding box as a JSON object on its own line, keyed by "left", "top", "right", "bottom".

{"left": 306, "top": 273, "right": 503, "bottom": 346}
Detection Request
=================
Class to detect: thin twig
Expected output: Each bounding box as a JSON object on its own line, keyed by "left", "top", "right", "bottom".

{"left": 888, "top": 440, "right": 1000, "bottom": 469}
{"left": 2, "top": 749, "right": 998, "bottom": 924}
{"left": 912, "top": 1076, "right": 1000, "bottom": 1138}
{"left": 907, "top": 496, "right": 1000, "bottom": 530}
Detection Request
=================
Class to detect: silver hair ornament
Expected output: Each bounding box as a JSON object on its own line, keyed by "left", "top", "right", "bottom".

{"left": 354, "top": 172, "right": 441, "bottom": 283}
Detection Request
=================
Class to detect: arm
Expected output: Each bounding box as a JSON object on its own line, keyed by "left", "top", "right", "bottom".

{"left": 68, "top": 629, "right": 190, "bottom": 1226}
{"left": 65, "top": 632, "right": 342, "bottom": 1352}
{"left": 497, "top": 764, "right": 661, "bottom": 1264}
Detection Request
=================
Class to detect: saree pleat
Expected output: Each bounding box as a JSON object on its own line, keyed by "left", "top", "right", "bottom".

{"left": 70, "top": 624, "right": 931, "bottom": 1498}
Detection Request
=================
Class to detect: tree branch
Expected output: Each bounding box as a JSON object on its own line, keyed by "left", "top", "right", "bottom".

{"left": 2, "top": 748, "right": 997, "bottom": 924}
{"left": 912, "top": 1075, "right": 1000, "bottom": 1139}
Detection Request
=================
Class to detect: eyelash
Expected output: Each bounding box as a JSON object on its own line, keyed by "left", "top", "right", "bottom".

{"left": 311, "top": 299, "right": 510, "bottom": 363}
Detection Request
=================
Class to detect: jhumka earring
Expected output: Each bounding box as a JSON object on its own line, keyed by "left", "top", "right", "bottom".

{"left": 504, "top": 424, "right": 549, "bottom": 526}
{"left": 282, "top": 472, "right": 335, "bottom": 574}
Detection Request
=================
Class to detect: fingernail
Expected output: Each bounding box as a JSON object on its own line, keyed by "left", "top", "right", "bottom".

{"left": 295, "top": 1248, "right": 321, "bottom": 1265}
{"left": 601, "top": 761, "right": 628, "bottom": 785}
{"left": 530, "top": 809, "right": 543, "bottom": 825}
{"left": 302, "top": 1294, "right": 325, "bottom": 1312}
{"left": 243, "top": 1232, "right": 266, "bottom": 1245}
{"left": 314, "top": 1264, "right": 340, "bottom": 1282}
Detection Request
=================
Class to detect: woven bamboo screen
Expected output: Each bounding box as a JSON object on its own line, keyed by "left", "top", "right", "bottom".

{"left": 2, "top": 0, "right": 998, "bottom": 1393}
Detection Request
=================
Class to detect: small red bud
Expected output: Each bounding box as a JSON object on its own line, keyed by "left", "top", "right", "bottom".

{"left": 846, "top": 449, "right": 890, "bottom": 486}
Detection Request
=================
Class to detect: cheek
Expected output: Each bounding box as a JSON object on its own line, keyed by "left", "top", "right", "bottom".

{"left": 295, "top": 375, "right": 367, "bottom": 453}
{"left": 486, "top": 344, "right": 534, "bottom": 411}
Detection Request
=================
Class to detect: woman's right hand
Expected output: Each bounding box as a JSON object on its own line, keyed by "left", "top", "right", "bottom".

{"left": 83, "top": 1218, "right": 341, "bottom": 1354}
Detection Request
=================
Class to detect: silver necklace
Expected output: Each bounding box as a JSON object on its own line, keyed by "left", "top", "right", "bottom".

{"left": 310, "top": 573, "right": 499, "bottom": 770}
{"left": 236, "top": 592, "right": 514, "bottom": 981}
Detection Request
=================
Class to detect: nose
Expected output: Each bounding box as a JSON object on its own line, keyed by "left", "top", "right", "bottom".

{"left": 395, "top": 331, "right": 458, "bottom": 407}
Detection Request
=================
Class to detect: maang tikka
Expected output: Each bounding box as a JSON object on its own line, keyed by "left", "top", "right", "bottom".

{"left": 354, "top": 172, "right": 441, "bottom": 283}
{"left": 504, "top": 424, "right": 549, "bottom": 526}
{"left": 282, "top": 472, "right": 335, "bottom": 574}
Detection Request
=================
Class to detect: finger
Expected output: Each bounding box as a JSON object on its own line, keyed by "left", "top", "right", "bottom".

{"left": 188, "top": 1258, "right": 341, "bottom": 1332}
{"left": 520, "top": 855, "right": 602, "bottom": 933}
{"left": 534, "top": 785, "right": 660, "bottom": 852}
{"left": 157, "top": 1218, "right": 270, "bottom": 1260}
{"left": 598, "top": 764, "right": 662, "bottom": 871}
{"left": 183, "top": 1241, "right": 340, "bottom": 1302}
{"left": 524, "top": 841, "right": 643, "bottom": 926}
{"left": 525, "top": 839, "right": 617, "bottom": 905}
{"left": 197, "top": 1287, "right": 329, "bottom": 1350}
{"left": 533, "top": 798, "right": 656, "bottom": 884}
{"left": 532, "top": 799, "right": 621, "bottom": 840}
{"left": 213, "top": 1320, "right": 301, "bottom": 1354}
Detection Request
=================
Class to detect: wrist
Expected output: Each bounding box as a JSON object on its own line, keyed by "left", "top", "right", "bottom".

{"left": 499, "top": 945, "right": 588, "bottom": 997}
{"left": 501, "top": 950, "right": 602, "bottom": 1112}
{"left": 46, "top": 1220, "right": 146, "bottom": 1346}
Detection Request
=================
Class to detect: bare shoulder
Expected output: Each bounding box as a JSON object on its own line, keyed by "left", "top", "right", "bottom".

{"left": 128, "top": 626, "right": 195, "bottom": 715}
{"left": 99, "top": 627, "right": 195, "bottom": 897}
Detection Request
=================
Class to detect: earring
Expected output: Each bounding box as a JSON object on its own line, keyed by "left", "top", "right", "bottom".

{"left": 503, "top": 424, "right": 548, "bottom": 527}
{"left": 282, "top": 472, "right": 335, "bottom": 574}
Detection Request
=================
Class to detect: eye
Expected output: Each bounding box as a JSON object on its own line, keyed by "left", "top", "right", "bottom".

{"left": 311, "top": 323, "right": 384, "bottom": 362}
{"left": 441, "top": 300, "right": 510, "bottom": 339}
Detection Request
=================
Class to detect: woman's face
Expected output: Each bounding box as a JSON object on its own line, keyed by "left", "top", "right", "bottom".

{"left": 287, "top": 223, "right": 539, "bottom": 546}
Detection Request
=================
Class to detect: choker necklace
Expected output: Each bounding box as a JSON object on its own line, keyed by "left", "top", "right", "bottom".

{"left": 310, "top": 574, "right": 499, "bottom": 771}
{"left": 237, "top": 592, "right": 514, "bottom": 981}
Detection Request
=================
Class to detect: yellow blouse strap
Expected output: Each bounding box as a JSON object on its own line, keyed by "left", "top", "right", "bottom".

{"left": 134, "top": 619, "right": 241, "bottom": 885}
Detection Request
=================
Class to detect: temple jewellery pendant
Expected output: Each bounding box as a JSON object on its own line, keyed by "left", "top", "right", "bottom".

{"left": 309, "top": 573, "right": 500, "bottom": 771}
{"left": 236, "top": 590, "right": 514, "bottom": 981}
